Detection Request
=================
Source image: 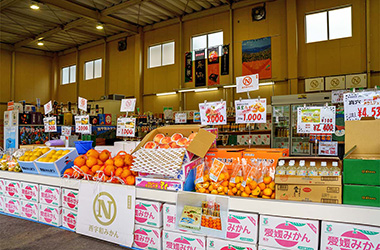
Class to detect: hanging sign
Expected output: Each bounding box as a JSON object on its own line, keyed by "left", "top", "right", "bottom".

{"left": 7, "top": 101, "right": 14, "bottom": 111}
{"left": 235, "top": 98, "right": 267, "bottom": 124}
{"left": 184, "top": 52, "right": 193, "bottom": 83}
{"left": 343, "top": 91, "right": 380, "bottom": 121}
{"left": 221, "top": 45, "right": 229, "bottom": 75}
{"left": 43, "top": 117, "right": 57, "bottom": 132}
{"left": 175, "top": 113, "right": 187, "bottom": 124}
{"left": 346, "top": 74, "right": 367, "bottom": 89}
{"left": 297, "top": 106, "right": 336, "bottom": 134}
{"left": 44, "top": 101, "right": 53, "bottom": 115}
{"left": 75, "top": 115, "right": 91, "bottom": 134}
{"left": 236, "top": 74, "right": 259, "bottom": 93}
{"left": 78, "top": 97, "right": 87, "bottom": 112}
{"left": 62, "top": 126, "right": 72, "bottom": 136}
{"left": 318, "top": 141, "right": 338, "bottom": 156}
{"left": 199, "top": 101, "right": 227, "bottom": 125}
{"left": 193, "top": 112, "right": 201, "bottom": 123}
{"left": 163, "top": 107, "right": 173, "bottom": 120}
{"left": 120, "top": 98, "right": 136, "bottom": 112}
{"left": 331, "top": 90, "right": 350, "bottom": 104}
{"left": 116, "top": 117, "right": 136, "bottom": 137}
{"left": 325, "top": 76, "right": 345, "bottom": 90}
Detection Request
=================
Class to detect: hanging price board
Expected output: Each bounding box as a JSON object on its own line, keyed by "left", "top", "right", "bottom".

{"left": 116, "top": 117, "right": 136, "bottom": 137}
{"left": 62, "top": 126, "right": 72, "bottom": 136}
{"left": 344, "top": 91, "right": 380, "bottom": 121}
{"left": 120, "top": 98, "right": 136, "bottom": 112}
{"left": 75, "top": 115, "right": 91, "bottom": 134}
{"left": 236, "top": 74, "right": 259, "bottom": 93}
{"left": 175, "top": 113, "right": 187, "bottom": 124}
{"left": 44, "top": 101, "right": 53, "bottom": 115}
{"left": 199, "top": 101, "right": 227, "bottom": 125}
{"left": 78, "top": 97, "right": 87, "bottom": 112}
{"left": 331, "top": 90, "right": 350, "bottom": 104}
{"left": 318, "top": 141, "right": 338, "bottom": 156}
{"left": 43, "top": 117, "right": 57, "bottom": 132}
{"left": 235, "top": 98, "right": 267, "bottom": 124}
{"left": 297, "top": 106, "right": 336, "bottom": 134}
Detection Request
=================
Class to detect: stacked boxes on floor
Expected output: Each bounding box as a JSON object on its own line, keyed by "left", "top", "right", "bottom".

{"left": 39, "top": 185, "right": 62, "bottom": 227}
{"left": 3, "top": 179, "right": 21, "bottom": 217}
{"left": 19, "top": 182, "right": 39, "bottom": 221}
{"left": 61, "top": 188, "right": 79, "bottom": 231}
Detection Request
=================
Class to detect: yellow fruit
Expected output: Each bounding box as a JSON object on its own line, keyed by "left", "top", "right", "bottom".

{"left": 42, "top": 148, "right": 50, "bottom": 154}
{"left": 251, "top": 186, "right": 261, "bottom": 196}
{"left": 211, "top": 190, "right": 218, "bottom": 195}
{"left": 48, "top": 159, "right": 56, "bottom": 162}
{"left": 49, "top": 150, "right": 57, "bottom": 154}
{"left": 29, "top": 156, "right": 38, "bottom": 161}
{"left": 38, "top": 158, "right": 46, "bottom": 162}
{"left": 19, "top": 156, "right": 25, "bottom": 161}
{"left": 24, "top": 157, "right": 30, "bottom": 161}
{"left": 263, "top": 188, "right": 273, "bottom": 196}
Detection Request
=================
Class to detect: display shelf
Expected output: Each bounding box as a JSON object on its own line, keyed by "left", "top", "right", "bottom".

{"left": 218, "top": 130, "right": 271, "bottom": 135}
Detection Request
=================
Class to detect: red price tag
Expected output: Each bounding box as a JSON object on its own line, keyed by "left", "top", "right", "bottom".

{"left": 116, "top": 117, "right": 136, "bottom": 137}
{"left": 243, "top": 113, "right": 263, "bottom": 122}
{"left": 206, "top": 114, "right": 225, "bottom": 123}
{"left": 199, "top": 101, "right": 227, "bottom": 125}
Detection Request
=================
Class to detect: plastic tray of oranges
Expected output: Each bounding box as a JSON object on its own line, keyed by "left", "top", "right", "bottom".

{"left": 200, "top": 201, "right": 222, "bottom": 230}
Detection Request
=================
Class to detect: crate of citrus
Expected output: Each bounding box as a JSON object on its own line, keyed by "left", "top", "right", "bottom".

{"left": 18, "top": 147, "right": 50, "bottom": 174}
{"left": 35, "top": 148, "right": 78, "bottom": 177}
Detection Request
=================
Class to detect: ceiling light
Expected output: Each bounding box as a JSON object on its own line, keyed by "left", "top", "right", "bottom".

{"left": 156, "top": 92, "right": 177, "bottom": 96}
{"left": 259, "top": 82, "right": 275, "bottom": 86}
{"left": 37, "top": 41, "right": 44, "bottom": 46}
{"left": 178, "top": 88, "right": 196, "bottom": 93}
{"left": 30, "top": 2, "right": 39, "bottom": 10}
{"left": 96, "top": 23, "right": 104, "bottom": 30}
{"left": 223, "top": 85, "right": 236, "bottom": 88}
{"left": 195, "top": 87, "right": 218, "bottom": 93}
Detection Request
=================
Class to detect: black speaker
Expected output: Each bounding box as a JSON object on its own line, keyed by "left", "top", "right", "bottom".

{"left": 252, "top": 4, "right": 266, "bottom": 21}
{"left": 118, "top": 39, "right": 127, "bottom": 51}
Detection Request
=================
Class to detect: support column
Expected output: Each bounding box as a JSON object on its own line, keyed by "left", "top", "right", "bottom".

{"left": 10, "top": 51, "right": 15, "bottom": 101}
{"left": 178, "top": 17, "right": 184, "bottom": 111}
{"left": 366, "top": 0, "right": 371, "bottom": 87}
{"left": 286, "top": 0, "right": 298, "bottom": 94}
{"left": 103, "top": 39, "right": 109, "bottom": 96}
{"left": 229, "top": 6, "right": 235, "bottom": 104}
{"left": 76, "top": 47, "right": 80, "bottom": 100}
{"left": 134, "top": 27, "right": 144, "bottom": 113}
{"left": 51, "top": 53, "right": 59, "bottom": 101}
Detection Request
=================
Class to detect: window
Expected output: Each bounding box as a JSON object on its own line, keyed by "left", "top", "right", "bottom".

{"left": 84, "top": 59, "right": 102, "bottom": 80}
{"left": 306, "top": 6, "right": 352, "bottom": 43}
{"left": 148, "top": 41, "right": 175, "bottom": 68}
{"left": 191, "top": 31, "right": 223, "bottom": 59}
{"left": 61, "top": 65, "right": 76, "bottom": 85}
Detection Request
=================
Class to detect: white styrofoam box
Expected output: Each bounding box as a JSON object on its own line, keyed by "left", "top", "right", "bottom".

{"left": 0, "top": 179, "right": 4, "bottom": 195}
{"left": 135, "top": 199, "right": 163, "bottom": 228}
{"left": 20, "top": 200, "right": 39, "bottom": 221}
{"left": 258, "top": 245, "right": 283, "bottom": 250}
{"left": 228, "top": 211, "right": 259, "bottom": 244}
{"left": 114, "top": 141, "right": 140, "bottom": 155}
{"left": 20, "top": 182, "right": 39, "bottom": 202}
{"left": 0, "top": 196, "right": 5, "bottom": 212}
{"left": 259, "top": 215, "right": 319, "bottom": 250}
{"left": 207, "top": 237, "right": 257, "bottom": 250}
{"left": 62, "top": 207, "right": 78, "bottom": 231}
{"left": 39, "top": 185, "right": 61, "bottom": 207}
{"left": 4, "top": 196, "right": 21, "bottom": 216}
{"left": 163, "top": 230, "right": 206, "bottom": 250}
{"left": 62, "top": 188, "right": 79, "bottom": 210}
{"left": 320, "top": 221, "right": 380, "bottom": 250}
{"left": 133, "top": 224, "right": 162, "bottom": 250}
{"left": 4, "top": 179, "right": 21, "bottom": 198}
{"left": 39, "top": 203, "right": 62, "bottom": 227}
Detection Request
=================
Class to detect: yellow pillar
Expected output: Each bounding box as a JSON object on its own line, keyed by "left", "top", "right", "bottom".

{"left": 134, "top": 27, "right": 144, "bottom": 113}
{"left": 286, "top": 0, "right": 298, "bottom": 94}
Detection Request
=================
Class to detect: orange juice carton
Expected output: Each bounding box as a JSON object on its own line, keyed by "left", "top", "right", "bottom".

{"left": 62, "top": 188, "right": 79, "bottom": 210}
{"left": 39, "top": 203, "right": 62, "bottom": 227}
{"left": 207, "top": 237, "right": 257, "bottom": 250}
{"left": 0, "top": 196, "right": 4, "bottom": 212}
{"left": 163, "top": 230, "right": 206, "bottom": 250}
{"left": 39, "top": 185, "right": 61, "bottom": 207}
{"left": 4, "top": 179, "right": 21, "bottom": 198}
{"left": 0, "top": 178, "right": 4, "bottom": 195}
{"left": 62, "top": 207, "right": 78, "bottom": 231}
{"left": 4, "top": 197, "right": 20, "bottom": 216}
{"left": 321, "top": 221, "right": 380, "bottom": 250}
{"left": 20, "top": 182, "right": 39, "bottom": 203}
{"left": 227, "top": 211, "right": 259, "bottom": 244}
{"left": 259, "top": 215, "right": 319, "bottom": 250}
{"left": 20, "top": 200, "right": 39, "bottom": 221}
{"left": 135, "top": 199, "right": 163, "bottom": 228}
{"left": 133, "top": 224, "right": 162, "bottom": 250}
{"left": 205, "top": 149, "right": 243, "bottom": 173}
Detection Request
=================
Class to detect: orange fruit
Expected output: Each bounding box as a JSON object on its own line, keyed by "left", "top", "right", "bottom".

{"left": 86, "top": 149, "right": 99, "bottom": 159}
{"left": 99, "top": 150, "right": 110, "bottom": 162}
{"left": 97, "top": 159, "right": 104, "bottom": 166}
{"left": 263, "top": 188, "right": 273, "bottom": 196}
{"left": 121, "top": 169, "right": 132, "bottom": 178}
{"left": 74, "top": 155, "right": 86, "bottom": 167}
{"left": 211, "top": 190, "right": 218, "bottom": 195}
{"left": 63, "top": 168, "right": 74, "bottom": 177}
{"left": 114, "top": 158, "right": 124, "bottom": 168}
{"left": 80, "top": 166, "right": 90, "bottom": 174}
{"left": 271, "top": 192, "right": 275, "bottom": 199}
{"left": 217, "top": 186, "right": 224, "bottom": 193}
{"left": 218, "top": 173, "right": 225, "bottom": 182}
{"left": 115, "top": 167, "right": 123, "bottom": 177}
{"left": 269, "top": 181, "right": 275, "bottom": 191}
{"left": 249, "top": 180, "right": 258, "bottom": 190}
{"left": 72, "top": 168, "right": 82, "bottom": 179}
{"left": 100, "top": 166, "right": 105, "bottom": 171}
{"left": 251, "top": 186, "right": 261, "bottom": 196}
{"left": 104, "top": 165, "right": 115, "bottom": 176}
{"left": 262, "top": 195, "right": 271, "bottom": 199}
{"left": 241, "top": 191, "right": 249, "bottom": 197}
{"left": 221, "top": 180, "right": 229, "bottom": 187}
{"left": 105, "top": 159, "right": 114, "bottom": 166}
{"left": 232, "top": 187, "right": 238, "bottom": 194}
{"left": 126, "top": 175, "right": 135, "bottom": 185}
{"left": 244, "top": 186, "right": 251, "bottom": 195}
{"left": 263, "top": 176, "right": 272, "bottom": 185}
{"left": 86, "top": 156, "right": 97, "bottom": 168}
{"left": 258, "top": 182, "right": 266, "bottom": 191}
{"left": 91, "top": 165, "right": 101, "bottom": 174}
{"left": 124, "top": 154, "right": 133, "bottom": 166}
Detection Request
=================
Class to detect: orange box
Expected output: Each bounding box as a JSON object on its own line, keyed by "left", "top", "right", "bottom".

{"left": 204, "top": 149, "right": 243, "bottom": 173}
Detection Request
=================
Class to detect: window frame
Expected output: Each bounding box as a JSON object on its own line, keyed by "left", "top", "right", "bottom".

{"left": 191, "top": 30, "right": 223, "bottom": 59}
{"left": 61, "top": 64, "right": 76, "bottom": 85}
{"left": 84, "top": 58, "right": 102, "bottom": 80}
{"left": 147, "top": 40, "right": 175, "bottom": 69}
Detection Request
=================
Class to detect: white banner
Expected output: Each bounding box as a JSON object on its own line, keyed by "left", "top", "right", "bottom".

{"left": 43, "top": 117, "right": 57, "bottom": 132}
{"left": 62, "top": 126, "right": 72, "bottom": 136}
{"left": 236, "top": 74, "right": 259, "bottom": 93}
{"left": 120, "top": 98, "right": 136, "bottom": 112}
{"left": 78, "top": 97, "right": 87, "bottom": 112}
{"left": 75, "top": 115, "right": 91, "bottom": 134}
{"left": 344, "top": 91, "right": 380, "bottom": 121}
{"left": 297, "top": 106, "right": 336, "bottom": 134}
{"left": 318, "top": 141, "right": 338, "bottom": 156}
{"left": 175, "top": 112, "right": 187, "bottom": 124}
{"left": 235, "top": 98, "right": 267, "bottom": 124}
{"left": 331, "top": 90, "right": 350, "bottom": 104}
{"left": 116, "top": 117, "right": 136, "bottom": 137}
{"left": 44, "top": 101, "right": 53, "bottom": 115}
{"left": 77, "top": 181, "right": 135, "bottom": 247}
{"left": 199, "top": 101, "right": 227, "bottom": 125}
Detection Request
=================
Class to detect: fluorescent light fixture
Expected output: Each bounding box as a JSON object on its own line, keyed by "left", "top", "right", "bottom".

{"left": 156, "top": 92, "right": 177, "bottom": 96}
{"left": 178, "top": 88, "right": 196, "bottom": 93}
{"left": 259, "top": 82, "right": 275, "bottom": 86}
{"left": 37, "top": 41, "right": 44, "bottom": 46}
{"left": 96, "top": 23, "right": 104, "bottom": 30}
{"left": 30, "top": 2, "right": 39, "bottom": 10}
{"left": 195, "top": 87, "right": 218, "bottom": 92}
{"left": 223, "top": 84, "right": 236, "bottom": 88}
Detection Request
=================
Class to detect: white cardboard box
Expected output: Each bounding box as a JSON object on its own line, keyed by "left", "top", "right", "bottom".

{"left": 258, "top": 245, "right": 283, "bottom": 250}
{"left": 20, "top": 182, "right": 39, "bottom": 203}
{"left": 39, "top": 203, "right": 62, "bottom": 227}
{"left": 207, "top": 237, "right": 257, "bottom": 250}
{"left": 20, "top": 200, "right": 39, "bottom": 221}
{"left": 228, "top": 211, "right": 259, "bottom": 244}
{"left": 4, "top": 196, "right": 20, "bottom": 216}
{"left": 62, "top": 207, "right": 78, "bottom": 231}
{"left": 4, "top": 179, "right": 21, "bottom": 198}
{"left": 320, "top": 221, "right": 380, "bottom": 250}
{"left": 163, "top": 203, "right": 177, "bottom": 231}
{"left": 135, "top": 199, "right": 163, "bottom": 228}
{"left": 62, "top": 188, "right": 79, "bottom": 210}
{"left": 133, "top": 224, "right": 162, "bottom": 250}
{"left": 39, "top": 185, "right": 61, "bottom": 207}
{"left": 0, "top": 196, "right": 5, "bottom": 212}
{"left": 163, "top": 230, "right": 206, "bottom": 250}
{"left": 259, "top": 215, "right": 319, "bottom": 250}
{"left": 0, "top": 179, "right": 4, "bottom": 195}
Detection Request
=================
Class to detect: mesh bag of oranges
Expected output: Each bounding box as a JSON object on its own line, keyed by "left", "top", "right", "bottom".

{"left": 227, "top": 158, "right": 243, "bottom": 196}
{"left": 195, "top": 159, "right": 229, "bottom": 195}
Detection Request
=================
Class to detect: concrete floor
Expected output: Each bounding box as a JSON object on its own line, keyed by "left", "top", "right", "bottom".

{"left": 0, "top": 214, "right": 132, "bottom": 250}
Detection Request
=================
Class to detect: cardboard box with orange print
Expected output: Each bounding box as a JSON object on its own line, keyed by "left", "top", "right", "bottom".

{"left": 204, "top": 149, "right": 243, "bottom": 174}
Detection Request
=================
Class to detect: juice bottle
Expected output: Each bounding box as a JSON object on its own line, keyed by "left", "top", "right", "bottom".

{"left": 276, "top": 160, "right": 286, "bottom": 175}
{"left": 287, "top": 160, "right": 296, "bottom": 175}
{"left": 331, "top": 162, "right": 341, "bottom": 176}
{"left": 296, "top": 160, "right": 307, "bottom": 176}
{"left": 318, "top": 161, "right": 330, "bottom": 176}
{"left": 308, "top": 161, "right": 318, "bottom": 176}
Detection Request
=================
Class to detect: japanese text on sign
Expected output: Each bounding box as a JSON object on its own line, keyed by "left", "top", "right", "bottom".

{"left": 199, "top": 101, "right": 227, "bottom": 125}
{"left": 120, "top": 98, "right": 136, "bottom": 112}
{"left": 78, "top": 97, "right": 87, "bottom": 112}
{"left": 175, "top": 113, "right": 187, "bottom": 124}
{"left": 116, "top": 117, "right": 136, "bottom": 137}
{"left": 331, "top": 90, "right": 350, "bottom": 104}
{"left": 62, "top": 126, "right": 72, "bottom": 136}
{"left": 75, "top": 115, "right": 91, "bottom": 134}
{"left": 43, "top": 117, "right": 57, "bottom": 132}
{"left": 44, "top": 101, "right": 53, "bottom": 115}
{"left": 236, "top": 74, "right": 259, "bottom": 93}
{"left": 235, "top": 98, "right": 267, "bottom": 124}
{"left": 318, "top": 141, "right": 338, "bottom": 156}
{"left": 344, "top": 91, "right": 380, "bottom": 121}
{"left": 297, "top": 106, "right": 336, "bottom": 134}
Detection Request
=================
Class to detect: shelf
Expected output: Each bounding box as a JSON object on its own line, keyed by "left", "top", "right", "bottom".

{"left": 218, "top": 130, "right": 271, "bottom": 135}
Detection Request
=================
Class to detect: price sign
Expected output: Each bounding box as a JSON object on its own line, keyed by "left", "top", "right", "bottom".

{"left": 175, "top": 113, "right": 187, "bottom": 124}
{"left": 44, "top": 101, "right": 53, "bottom": 115}
{"left": 235, "top": 98, "right": 267, "bottom": 124}
{"left": 297, "top": 106, "right": 336, "bottom": 134}
{"left": 75, "top": 115, "right": 91, "bottom": 134}
{"left": 78, "top": 97, "right": 87, "bottom": 112}
{"left": 236, "top": 74, "right": 259, "bottom": 93}
{"left": 344, "top": 91, "right": 380, "bottom": 121}
{"left": 120, "top": 98, "right": 136, "bottom": 112}
{"left": 116, "top": 117, "right": 136, "bottom": 137}
{"left": 318, "top": 141, "right": 338, "bottom": 156}
{"left": 199, "top": 101, "right": 227, "bottom": 125}
{"left": 62, "top": 126, "right": 72, "bottom": 136}
{"left": 193, "top": 112, "right": 201, "bottom": 123}
{"left": 331, "top": 90, "right": 350, "bottom": 104}
{"left": 43, "top": 117, "right": 57, "bottom": 132}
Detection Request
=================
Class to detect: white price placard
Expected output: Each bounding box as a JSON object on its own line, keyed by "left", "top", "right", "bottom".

{"left": 116, "top": 117, "right": 136, "bottom": 137}
{"left": 120, "top": 98, "right": 136, "bottom": 112}
{"left": 75, "top": 115, "right": 91, "bottom": 134}
{"left": 43, "top": 117, "right": 57, "bottom": 132}
{"left": 62, "top": 126, "right": 72, "bottom": 136}
{"left": 199, "top": 101, "right": 227, "bottom": 125}
{"left": 78, "top": 97, "right": 87, "bottom": 112}
{"left": 44, "top": 101, "right": 53, "bottom": 115}
{"left": 175, "top": 113, "right": 187, "bottom": 124}
{"left": 297, "top": 106, "right": 336, "bottom": 134}
{"left": 331, "top": 90, "right": 350, "bottom": 104}
{"left": 235, "top": 98, "right": 267, "bottom": 124}
{"left": 236, "top": 74, "right": 259, "bottom": 93}
{"left": 318, "top": 141, "right": 338, "bottom": 156}
{"left": 344, "top": 91, "right": 380, "bottom": 121}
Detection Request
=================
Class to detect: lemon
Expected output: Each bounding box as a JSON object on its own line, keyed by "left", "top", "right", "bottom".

{"left": 29, "top": 156, "right": 38, "bottom": 161}
{"left": 19, "top": 156, "right": 25, "bottom": 161}
{"left": 42, "top": 148, "right": 50, "bottom": 154}
{"left": 49, "top": 150, "right": 57, "bottom": 154}
{"left": 63, "top": 150, "right": 71, "bottom": 155}
{"left": 48, "top": 159, "right": 56, "bottom": 162}
{"left": 24, "top": 157, "right": 30, "bottom": 161}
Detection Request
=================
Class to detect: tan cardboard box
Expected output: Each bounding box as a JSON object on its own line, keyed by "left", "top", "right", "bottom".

{"left": 276, "top": 184, "right": 342, "bottom": 204}
{"left": 275, "top": 175, "right": 342, "bottom": 185}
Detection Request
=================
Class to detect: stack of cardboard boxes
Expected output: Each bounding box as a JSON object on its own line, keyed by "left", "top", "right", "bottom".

{"left": 2, "top": 179, "right": 21, "bottom": 217}
{"left": 61, "top": 188, "right": 79, "bottom": 231}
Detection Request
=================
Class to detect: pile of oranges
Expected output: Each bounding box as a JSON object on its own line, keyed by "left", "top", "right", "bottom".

{"left": 201, "top": 216, "right": 221, "bottom": 230}
{"left": 63, "top": 149, "right": 137, "bottom": 185}
{"left": 195, "top": 171, "right": 230, "bottom": 195}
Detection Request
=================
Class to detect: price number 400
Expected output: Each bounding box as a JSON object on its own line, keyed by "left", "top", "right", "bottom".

{"left": 207, "top": 114, "right": 224, "bottom": 123}
{"left": 313, "top": 124, "right": 334, "bottom": 132}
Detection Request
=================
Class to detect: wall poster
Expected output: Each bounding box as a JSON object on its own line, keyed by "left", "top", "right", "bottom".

{"left": 207, "top": 46, "right": 220, "bottom": 86}
{"left": 195, "top": 49, "right": 206, "bottom": 87}
{"left": 242, "top": 37, "right": 272, "bottom": 79}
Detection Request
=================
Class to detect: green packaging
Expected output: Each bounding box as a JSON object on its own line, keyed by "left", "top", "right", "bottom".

{"left": 343, "top": 184, "right": 380, "bottom": 207}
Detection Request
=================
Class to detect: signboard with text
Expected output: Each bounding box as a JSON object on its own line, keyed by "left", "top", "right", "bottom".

{"left": 236, "top": 74, "right": 259, "bottom": 93}
{"left": 175, "top": 113, "right": 187, "bottom": 124}
{"left": 43, "top": 117, "right": 57, "bottom": 132}
{"left": 344, "top": 91, "right": 380, "bottom": 121}
{"left": 297, "top": 106, "right": 336, "bottom": 134}
{"left": 235, "top": 98, "right": 267, "bottom": 124}
{"left": 318, "top": 141, "right": 338, "bottom": 156}
{"left": 78, "top": 97, "right": 87, "bottom": 112}
{"left": 120, "top": 98, "right": 136, "bottom": 112}
{"left": 199, "top": 101, "right": 227, "bottom": 125}
{"left": 116, "top": 117, "right": 136, "bottom": 137}
{"left": 44, "top": 101, "right": 53, "bottom": 115}
{"left": 75, "top": 115, "right": 91, "bottom": 134}
{"left": 62, "top": 126, "right": 72, "bottom": 136}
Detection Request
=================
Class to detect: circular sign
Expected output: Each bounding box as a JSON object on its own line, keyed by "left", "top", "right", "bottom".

{"left": 243, "top": 76, "right": 252, "bottom": 86}
{"left": 93, "top": 192, "right": 117, "bottom": 226}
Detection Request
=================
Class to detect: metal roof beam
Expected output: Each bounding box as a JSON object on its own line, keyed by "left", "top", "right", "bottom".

{"left": 0, "top": 42, "right": 55, "bottom": 57}
{"left": 179, "top": 0, "right": 203, "bottom": 11}
{"left": 194, "top": 0, "right": 212, "bottom": 9}
{"left": 0, "top": 0, "right": 20, "bottom": 11}
{"left": 165, "top": 0, "right": 193, "bottom": 14}
{"left": 142, "top": 2, "right": 177, "bottom": 17}
{"left": 102, "top": 0, "right": 144, "bottom": 16}
{"left": 2, "top": 9, "right": 60, "bottom": 26}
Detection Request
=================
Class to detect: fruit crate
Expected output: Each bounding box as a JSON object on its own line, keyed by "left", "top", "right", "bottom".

{"left": 18, "top": 147, "right": 50, "bottom": 175}
{"left": 35, "top": 148, "right": 78, "bottom": 177}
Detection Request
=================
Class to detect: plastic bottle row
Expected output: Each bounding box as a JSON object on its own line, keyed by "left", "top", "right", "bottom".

{"left": 275, "top": 159, "right": 341, "bottom": 176}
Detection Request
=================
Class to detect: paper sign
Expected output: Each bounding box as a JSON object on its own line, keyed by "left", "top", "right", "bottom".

{"left": 236, "top": 74, "right": 259, "bottom": 93}
{"left": 199, "top": 101, "right": 227, "bottom": 125}
{"left": 43, "top": 117, "right": 57, "bottom": 132}
{"left": 235, "top": 98, "right": 267, "bottom": 124}
{"left": 78, "top": 97, "right": 87, "bottom": 112}
{"left": 44, "top": 101, "right": 53, "bottom": 115}
{"left": 175, "top": 113, "right": 187, "bottom": 124}
{"left": 120, "top": 98, "right": 136, "bottom": 112}
{"left": 193, "top": 112, "right": 201, "bottom": 122}
{"left": 62, "top": 126, "right": 72, "bottom": 136}
{"left": 163, "top": 107, "right": 173, "bottom": 120}
{"left": 7, "top": 101, "right": 14, "bottom": 111}
{"left": 331, "top": 90, "right": 350, "bottom": 104}
{"left": 75, "top": 115, "right": 91, "bottom": 134}
{"left": 116, "top": 117, "right": 136, "bottom": 137}
{"left": 318, "top": 141, "right": 338, "bottom": 156}
{"left": 343, "top": 91, "right": 380, "bottom": 121}
{"left": 297, "top": 106, "right": 336, "bottom": 134}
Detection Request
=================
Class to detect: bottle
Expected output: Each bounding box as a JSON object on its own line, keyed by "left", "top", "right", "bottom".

{"left": 276, "top": 160, "right": 286, "bottom": 175}
{"left": 331, "top": 162, "right": 341, "bottom": 176}
{"left": 308, "top": 161, "right": 318, "bottom": 176}
{"left": 319, "top": 162, "right": 330, "bottom": 176}
{"left": 296, "top": 160, "right": 307, "bottom": 176}
{"left": 287, "top": 160, "right": 296, "bottom": 175}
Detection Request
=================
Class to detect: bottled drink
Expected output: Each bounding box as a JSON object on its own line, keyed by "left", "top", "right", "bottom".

{"left": 296, "top": 160, "right": 307, "bottom": 176}
{"left": 287, "top": 160, "right": 296, "bottom": 175}
{"left": 308, "top": 161, "right": 318, "bottom": 176}
{"left": 331, "top": 162, "right": 341, "bottom": 176}
{"left": 318, "top": 162, "right": 330, "bottom": 176}
{"left": 276, "top": 160, "right": 286, "bottom": 175}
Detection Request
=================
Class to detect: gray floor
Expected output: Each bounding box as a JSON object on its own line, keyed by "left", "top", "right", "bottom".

{"left": 0, "top": 214, "right": 132, "bottom": 250}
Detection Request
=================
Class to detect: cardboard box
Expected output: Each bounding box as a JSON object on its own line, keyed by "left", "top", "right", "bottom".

{"left": 20, "top": 200, "right": 39, "bottom": 221}
{"left": 62, "top": 188, "right": 79, "bottom": 210}
{"left": 258, "top": 246, "right": 283, "bottom": 250}
{"left": 133, "top": 225, "right": 162, "bottom": 250}
{"left": 0, "top": 196, "right": 4, "bottom": 212}
{"left": 135, "top": 199, "right": 163, "bottom": 228}
{"left": 207, "top": 237, "right": 257, "bottom": 250}
{"left": 343, "top": 184, "right": 380, "bottom": 207}
{"left": 35, "top": 147, "right": 78, "bottom": 177}
{"left": 39, "top": 185, "right": 61, "bottom": 206}
{"left": 205, "top": 149, "right": 243, "bottom": 173}
{"left": 62, "top": 208, "right": 78, "bottom": 231}
{"left": 135, "top": 177, "right": 184, "bottom": 191}
{"left": 275, "top": 175, "right": 341, "bottom": 186}
{"left": 39, "top": 203, "right": 62, "bottom": 227}
{"left": 259, "top": 215, "right": 319, "bottom": 250}
{"left": 4, "top": 179, "right": 21, "bottom": 198}
{"left": 276, "top": 184, "right": 342, "bottom": 204}
{"left": 0, "top": 178, "right": 4, "bottom": 195}
{"left": 4, "top": 197, "right": 21, "bottom": 216}
{"left": 20, "top": 182, "right": 39, "bottom": 202}
{"left": 320, "top": 221, "right": 380, "bottom": 250}
{"left": 163, "top": 203, "right": 183, "bottom": 232}
{"left": 163, "top": 230, "right": 206, "bottom": 250}
{"left": 227, "top": 211, "right": 259, "bottom": 244}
